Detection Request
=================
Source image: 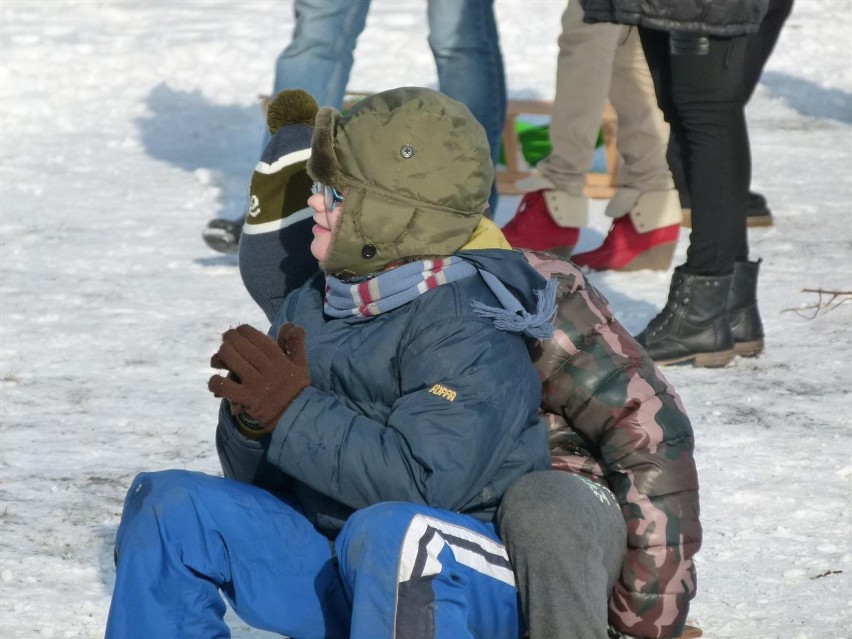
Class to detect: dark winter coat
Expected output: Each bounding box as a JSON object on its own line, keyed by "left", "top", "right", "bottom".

{"left": 216, "top": 249, "right": 551, "bottom": 538}
{"left": 525, "top": 252, "right": 701, "bottom": 639}
{"left": 580, "top": 0, "right": 769, "bottom": 36}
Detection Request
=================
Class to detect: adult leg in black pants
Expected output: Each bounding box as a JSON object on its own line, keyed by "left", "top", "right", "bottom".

{"left": 635, "top": 28, "right": 762, "bottom": 367}
{"left": 671, "top": 0, "right": 795, "bottom": 226}
{"left": 743, "top": 0, "right": 795, "bottom": 102}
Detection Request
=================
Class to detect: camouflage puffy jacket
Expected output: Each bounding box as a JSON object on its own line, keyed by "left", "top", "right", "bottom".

{"left": 525, "top": 251, "right": 701, "bottom": 638}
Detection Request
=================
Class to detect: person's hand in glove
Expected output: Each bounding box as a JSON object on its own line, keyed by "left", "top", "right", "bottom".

{"left": 208, "top": 323, "right": 310, "bottom": 435}
{"left": 209, "top": 351, "right": 249, "bottom": 416}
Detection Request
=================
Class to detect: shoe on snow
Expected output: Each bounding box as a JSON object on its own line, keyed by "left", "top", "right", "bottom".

{"left": 202, "top": 217, "right": 243, "bottom": 254}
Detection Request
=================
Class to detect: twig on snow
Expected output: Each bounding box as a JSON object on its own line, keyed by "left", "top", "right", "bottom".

{"left": 810, "top": 569, "right": 843, "bottom": 580}
{"left": 781, "top": 289, "right": 852, "bottom": 319}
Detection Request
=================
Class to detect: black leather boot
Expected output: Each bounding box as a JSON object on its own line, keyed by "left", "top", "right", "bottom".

{"left": 729, "top": 259, "right": 765, "bottom": 357}
{"left": 635, "top": 268, "right": 736, "bottom": 367}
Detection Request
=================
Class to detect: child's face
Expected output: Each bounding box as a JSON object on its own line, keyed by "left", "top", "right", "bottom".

{"left": 308, "top": 192, "right": 344, "bottom": 263}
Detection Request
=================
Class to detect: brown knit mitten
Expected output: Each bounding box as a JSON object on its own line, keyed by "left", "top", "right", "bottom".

{"left": 208, "top": 323, "right": 309, "bottom": 433}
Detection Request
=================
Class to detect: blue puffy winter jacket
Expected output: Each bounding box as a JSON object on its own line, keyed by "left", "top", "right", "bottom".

{"left": 216, "top": 249, "right": 551, "bottom": 537}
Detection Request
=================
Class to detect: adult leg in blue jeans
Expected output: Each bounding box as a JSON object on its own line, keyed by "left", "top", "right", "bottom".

{"left": 205, "top": 0, "right": 507, "bottom": 251}
{"left": 105, "top": 470, "right": 350, "bottom": 639}
{"left": 428, "top": 0, "right": 506, "bottom": 213}
{"left": 202, "top": 0, "right": 370, "bottom": 254}
{"left": 272, "top": 0, "right": 371, "bottom": 111}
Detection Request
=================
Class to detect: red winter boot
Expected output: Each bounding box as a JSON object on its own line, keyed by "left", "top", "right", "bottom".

{"left": 571, "top": 188, "right": 681, "bottom": 272}
{"left": 501, "top": 190, "right": 584, "bottom": 258}
{"left": 571, "top": 216, "right": 679, "bottom": 271}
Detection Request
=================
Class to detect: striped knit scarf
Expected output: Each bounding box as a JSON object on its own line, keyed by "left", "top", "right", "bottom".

{"left": 324, "top": 256, "right": 556, "bottom": 339}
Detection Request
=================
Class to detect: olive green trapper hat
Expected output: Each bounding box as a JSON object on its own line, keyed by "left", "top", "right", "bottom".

{"left": 307, "top": 87, "right": 493, "bottom": 278}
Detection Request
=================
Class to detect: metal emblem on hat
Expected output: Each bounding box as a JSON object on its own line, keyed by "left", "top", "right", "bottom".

{"left": 400, "top": 144, "right": 414, "bottom": 159}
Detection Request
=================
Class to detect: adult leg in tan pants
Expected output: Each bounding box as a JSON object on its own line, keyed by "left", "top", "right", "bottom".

{"left": 501, "top": 0, "right": 682, "bottom": 271}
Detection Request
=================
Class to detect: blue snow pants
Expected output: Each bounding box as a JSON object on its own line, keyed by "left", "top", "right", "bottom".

{"left": 340, "top": 501, "right": 523, "bottom": 639}
{"left": 105, "top": 470, "right": 523, "bottom": 639}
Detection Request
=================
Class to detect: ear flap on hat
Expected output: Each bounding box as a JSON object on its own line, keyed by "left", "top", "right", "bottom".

{"left": 266, "top": 89, "right": 319, "bottom": 135}
{"left": 307, "top": 107, "right": 342, "bottom": 188}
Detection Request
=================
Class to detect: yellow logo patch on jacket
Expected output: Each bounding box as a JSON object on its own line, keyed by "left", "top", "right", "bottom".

{"left": 429, "top": 384, "right": 457, "bottom": 402}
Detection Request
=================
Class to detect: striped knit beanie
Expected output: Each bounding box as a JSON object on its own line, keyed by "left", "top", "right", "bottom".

{"left": 238, "top": 90, "right": 320, "bottom": 321}
{"left": 243, "top": 90, "right": 317, "bottom": 236}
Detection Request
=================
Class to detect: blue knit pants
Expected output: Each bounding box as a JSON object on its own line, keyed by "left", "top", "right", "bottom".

{"left": 105, "top": 470, "right": 522, "bottom": 639}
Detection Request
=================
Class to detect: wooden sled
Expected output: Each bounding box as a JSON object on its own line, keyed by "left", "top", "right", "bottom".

{"left": 261, "top": 92, "right": 619, "bottom": 200}
{"left": 497, "top": 98, "right": 619, "bottom": 200}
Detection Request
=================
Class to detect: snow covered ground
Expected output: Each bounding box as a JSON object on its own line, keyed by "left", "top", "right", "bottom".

{"left": 1, "top": 1, "right": 850, "bottom": 637}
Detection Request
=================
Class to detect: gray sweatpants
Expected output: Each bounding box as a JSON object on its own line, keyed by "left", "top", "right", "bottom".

{"left": 497, "top": 471, "right": 627, "bottom": 639}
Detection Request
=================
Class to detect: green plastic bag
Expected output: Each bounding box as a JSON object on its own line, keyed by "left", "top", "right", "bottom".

{"left": 499, "top": 121, "right": 605, "bottom": 167}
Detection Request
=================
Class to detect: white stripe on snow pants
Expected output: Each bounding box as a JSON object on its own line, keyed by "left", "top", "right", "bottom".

{"left": 338, "top": 501, "right": 523, "bottom": 639}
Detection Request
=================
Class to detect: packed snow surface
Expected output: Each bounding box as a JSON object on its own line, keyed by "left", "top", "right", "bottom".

{"left": 1, "top": 1, "right": 850, "bottom": 637}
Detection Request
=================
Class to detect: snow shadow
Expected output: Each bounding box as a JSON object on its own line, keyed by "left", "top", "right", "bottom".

{"left": 95, "top": 524, "right": 118, "bottom": 594}
{"left": 760, "top": 70, "right": 852, "bottom": 124}
{"left": 584, "top": 277, "right": 660, "bottom": 335}
{"left": 196, "top": 254, "right": 239, "bottom": 267}
{"left": 136, "top": 83, "right": 264, "bottom": 218}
